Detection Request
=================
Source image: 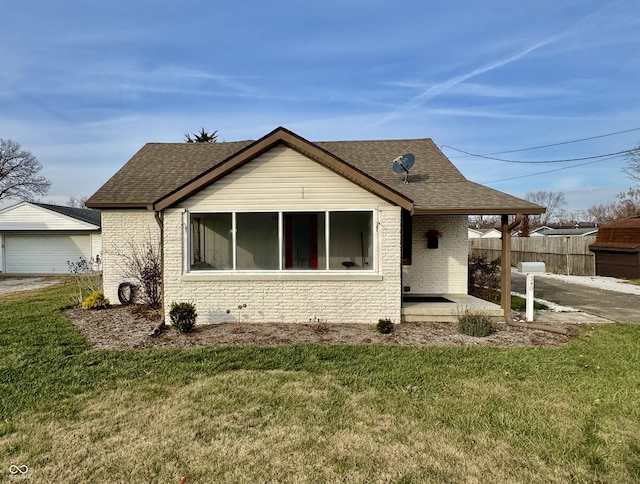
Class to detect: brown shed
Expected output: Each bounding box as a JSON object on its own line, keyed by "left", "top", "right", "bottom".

{"left": 589, "top": 215, "right": 640, "bottom": 279}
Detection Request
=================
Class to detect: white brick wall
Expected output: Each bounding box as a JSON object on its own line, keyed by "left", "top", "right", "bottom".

{"left": 162, "top": 206, "right": 402, "bottom": 324}
{"left": 100, "top": 210, "right": 160, "bottom": 304}
{"left": 402, "top": 214, "right": 468, "bottom": 294}
{"left": 101, "top": 209, "right": 468, "bottom": 321}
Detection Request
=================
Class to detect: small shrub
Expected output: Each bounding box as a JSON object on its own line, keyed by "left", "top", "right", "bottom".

{"left": 170, "top": 302, "right": 197, "bottom": 333}
{"left": 457, "top": 307, "right": 495, "bottom": 337}
{"left": 307, "top": 317, "right": 329, "bottom": 334}
{"left": 81, "top": 291, "right": 110, "bottom": 310}
{"left": 377, "top": 318, "right": 394, "bottom": 334}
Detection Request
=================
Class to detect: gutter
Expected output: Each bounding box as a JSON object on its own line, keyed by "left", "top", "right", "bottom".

{"left": 154, "top": 210, "right": 165, "bottom": 326}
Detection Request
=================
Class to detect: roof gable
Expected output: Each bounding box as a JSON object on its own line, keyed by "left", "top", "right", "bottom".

{"left": 154, "top": 127, "right": 412, "bottom": 211}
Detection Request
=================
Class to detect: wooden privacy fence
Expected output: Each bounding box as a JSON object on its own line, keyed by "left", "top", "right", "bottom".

{"left": 469, "top": 236, "right": 597, "bottom": 276}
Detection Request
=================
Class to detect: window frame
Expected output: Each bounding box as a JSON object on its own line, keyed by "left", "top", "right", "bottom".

{"left": 187, "top": 209, "right": 377, "bottom": 273}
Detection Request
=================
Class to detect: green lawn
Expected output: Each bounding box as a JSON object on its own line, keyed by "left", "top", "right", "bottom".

{"left": 1, "top": 282, "right": 639, "bottom": 483}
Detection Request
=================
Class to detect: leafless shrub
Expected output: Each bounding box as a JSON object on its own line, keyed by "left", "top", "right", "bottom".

{"left": 307, "top": 317, "right": 329, "bottom": 334}
{"left": 468, "top": 254, "right": 501, "bottom": 303}
{"left": 457, "top": 307, "right": 495, "bottom": 337}
{"left": 112, "top": 235, "right": 162, "bottom": 309}
{"left": 67, "top": 256, "right": 103, "bottom": 307}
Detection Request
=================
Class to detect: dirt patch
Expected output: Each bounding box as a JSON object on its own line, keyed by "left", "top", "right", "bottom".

{"left": 65, "top": 305, "right": 579, "bottom": 350}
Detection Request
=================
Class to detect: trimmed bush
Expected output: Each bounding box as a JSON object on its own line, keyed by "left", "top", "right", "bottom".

{"left": 377, "top": 318, "right": 394, "bottom": 334}
{"left": 81, "top": 291, "right": 110, "bottom": 310}
{"left": 170, "top": 302, "right": 198, "bottom": 333}
{"left": 457, "top": 307, "right": 495, "bottom": 337}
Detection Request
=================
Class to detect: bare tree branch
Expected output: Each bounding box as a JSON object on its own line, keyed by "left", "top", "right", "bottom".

{"left": 0, "top": 139, "right": 50, "bottom": 202}
{"left": 586, "top": 188, "right": 640, "bottom": 224}
{"left": 67, "top": 195, "right": 91, "bottom": 208}
{"left": 524, "top": 190, "right": 566, "bottom": 226}
{"left": 623, "top": 144, "right": 640, "bottom": 185}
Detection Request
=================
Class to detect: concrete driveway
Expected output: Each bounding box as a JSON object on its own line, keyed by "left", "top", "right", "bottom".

{"left": 0, "top": 277, "right": 63, "bottom": 296}
{"left": 511, "top": 273, "right": 640, "bottom": 324}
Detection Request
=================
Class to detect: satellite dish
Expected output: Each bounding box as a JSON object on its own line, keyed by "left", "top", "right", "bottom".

{"left": 392, "top": 153, "right": 415, "bottom": 183}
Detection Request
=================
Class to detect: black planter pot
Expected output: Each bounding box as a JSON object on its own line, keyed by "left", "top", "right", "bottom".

{"left": 427, "top": 236, "right": 439, "bottom": 249}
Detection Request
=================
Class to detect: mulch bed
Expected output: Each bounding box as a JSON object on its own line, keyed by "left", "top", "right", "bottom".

{"left": 65, "top": 305, "right": 579, "bottom": 350}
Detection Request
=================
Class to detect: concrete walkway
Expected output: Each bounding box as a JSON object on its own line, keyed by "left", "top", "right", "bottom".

{"left": 511, "top": 273, "right": 640, "bottom": 324}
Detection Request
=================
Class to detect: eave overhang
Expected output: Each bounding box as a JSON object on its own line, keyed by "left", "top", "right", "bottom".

{"left": 413, "top": 207, "right": 546, "bottom": 216}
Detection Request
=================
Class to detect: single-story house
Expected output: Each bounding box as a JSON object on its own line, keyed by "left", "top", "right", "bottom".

{"left": 589, "top": 215, "right": 640, "bottom": 279}
{"left": 0, "top": 202, "right": 101, "bottom": 274}
{"left": 86, "top": 127, "right": 544, "bottom": 324}
{"left": 530, "top": 225, "right": 598, "bottom": 237}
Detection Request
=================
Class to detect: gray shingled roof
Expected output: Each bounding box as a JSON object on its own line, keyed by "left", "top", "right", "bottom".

{"left": 86, "top": 127, "right": 544, "bottom": 215}
{"left": 86, "top": 140, "right": 253, "bottom": 208}
{"left": 34, "top": 203, "right": 101, "bottom": 227}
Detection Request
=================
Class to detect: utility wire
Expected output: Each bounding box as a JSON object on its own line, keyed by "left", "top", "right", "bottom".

{"left": 458, "top": 126, "right": 640, "bottom": 156}
{"left": 483, "top": 154, "right": 624, "bottom": 184}
{"left": 441, "top": 146, "right": 640, "bottom": 164}
{"left": 440, "top": 128, "right": 640, "bottom": 163}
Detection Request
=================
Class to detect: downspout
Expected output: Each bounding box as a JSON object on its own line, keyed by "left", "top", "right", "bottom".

{"left": 500, "top": 214, "right": 522, "bottom": 322}
{"left": 154, "top": 209, "right": 165, "bottom": 325}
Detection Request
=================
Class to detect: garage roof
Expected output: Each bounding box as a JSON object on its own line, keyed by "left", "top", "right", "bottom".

{"left": 0, "top": 202, "right": 101, "bottom": 231}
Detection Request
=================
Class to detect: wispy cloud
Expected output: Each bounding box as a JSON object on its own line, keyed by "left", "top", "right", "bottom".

{"left": 385, "top": 80, "right": 571, "bottom": 100}
{"left": 375, "top": 3, "right": 632, "bottom": 127}
{"left": 374, "top": 34, "right": 564, "bottom": 126}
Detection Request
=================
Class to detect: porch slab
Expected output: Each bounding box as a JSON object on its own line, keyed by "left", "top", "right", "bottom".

{"left": 402, "top": 294, "right": 504, "bottom": 323}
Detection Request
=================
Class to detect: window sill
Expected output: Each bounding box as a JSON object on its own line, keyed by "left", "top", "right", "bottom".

{"left": 181, "top": 272, "right": 383, "bottom": 282}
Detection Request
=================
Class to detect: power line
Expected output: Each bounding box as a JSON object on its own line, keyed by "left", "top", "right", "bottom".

{"left": 483, "top": 154, "right": 623, "bottom": 184}
{"left": 442, "top": 126, "right": 640, "bottom": 160}
{"left": 440, "top": 146, "right": 640, "bottom": 164}
{"left": 473, "top": 126, "right": 640, "bottom": 156}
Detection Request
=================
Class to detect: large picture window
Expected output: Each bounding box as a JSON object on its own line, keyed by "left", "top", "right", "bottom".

{"left": 189, "top": 210, "right": 374, "bottom": 272}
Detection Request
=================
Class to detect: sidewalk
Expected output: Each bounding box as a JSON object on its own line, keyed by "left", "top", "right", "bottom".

{"left": 524, "top": 310, "right": 614, "bottom": 325}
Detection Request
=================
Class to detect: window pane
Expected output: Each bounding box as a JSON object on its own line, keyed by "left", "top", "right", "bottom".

{"left": 236, "top": 212, "right": 279, "bottom": 270}
{"left": 329, "top": 211, "right": 373, "bottom": 270}
{"left": 284, "top": 212, "right": 326, "bottom": 270}
{"left": 190, "top": 213, "right": 232, "bottom": 270}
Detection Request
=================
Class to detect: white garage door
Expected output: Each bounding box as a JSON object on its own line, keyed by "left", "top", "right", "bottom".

{"left": 4, "top": 235, "right": 91, "bottom": 274}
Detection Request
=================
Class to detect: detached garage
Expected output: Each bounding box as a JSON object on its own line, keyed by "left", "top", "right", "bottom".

{"left": 589, "top": 215, "right": 640, "bottom": 279}
{"left": 0, "top": 202, "right": 101, "bottom": 274}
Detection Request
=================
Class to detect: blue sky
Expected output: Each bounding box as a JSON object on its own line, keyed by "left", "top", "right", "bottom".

{"left": 2, "top": 0, "right": 640, "bottom": 215}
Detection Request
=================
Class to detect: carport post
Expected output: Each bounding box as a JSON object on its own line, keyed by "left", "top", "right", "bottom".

{"left": 501, "top": 214, "right": 523, "bottom": 322}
